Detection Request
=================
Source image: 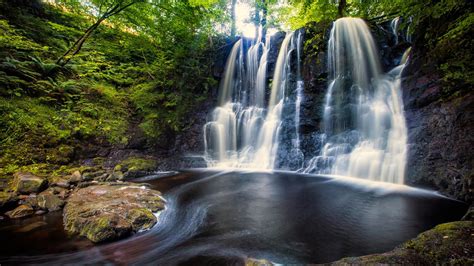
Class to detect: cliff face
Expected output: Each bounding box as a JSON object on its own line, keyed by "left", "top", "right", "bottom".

{"left": 401, "top": 9, "right": 473, "bottom": 203}
{"left": 402, "top": 50, "right": 473, "bottom": 203}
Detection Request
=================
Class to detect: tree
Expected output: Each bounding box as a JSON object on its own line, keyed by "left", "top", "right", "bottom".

{"left": 337, "top": 0, "right": 346, "bottom": 18}
{"left": 55, "top": 0, "right": 146, "bottom": 67}
{"left": 230, "top": 0, "right": 237, "bottom": 38}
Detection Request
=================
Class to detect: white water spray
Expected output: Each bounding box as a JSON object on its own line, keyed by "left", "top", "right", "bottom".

{"left": 204, "top": 31, "right": 302, "bottom": 169}
{"left": 304, "top": 18, "right": 408, "bottom": 184}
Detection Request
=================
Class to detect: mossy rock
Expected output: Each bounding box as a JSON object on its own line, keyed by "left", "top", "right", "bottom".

{"left": 37, "top": 192, "right": 64, "bottom": 211}
{"left": 119, "top": 156, "right": 158, "bottom": 179}
{"left": 333, "top": 221, "right": 474, "bottom": 265}
{"left": 63, "top": 183, "right": 165, "bottom": 243}
{"left": 5, "top": 204, "right": 34, "bottom": 219}
{"left": 12, "top": 172, "right": 47, "bottom": 194}
{"left": 0, "top": 191, "right": 18, "bottom": 209}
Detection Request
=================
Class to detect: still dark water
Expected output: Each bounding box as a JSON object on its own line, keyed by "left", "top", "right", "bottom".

{"left": 0, "top": 170, "right": 468, "bottom": 264}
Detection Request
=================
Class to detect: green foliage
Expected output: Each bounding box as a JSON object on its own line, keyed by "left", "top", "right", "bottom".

{"left": 0, "top": 0, "right": 218, "bottom": 177}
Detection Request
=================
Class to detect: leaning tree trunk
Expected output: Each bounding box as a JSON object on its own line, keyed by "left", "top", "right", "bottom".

{"left": 56, "top": 17, "right": 104, "bottom": 67}
{"left": 56, "top": 1, "right": 137, "bottom": 67}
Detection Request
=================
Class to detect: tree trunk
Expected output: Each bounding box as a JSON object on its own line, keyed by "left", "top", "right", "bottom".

{"left": 338, "top": 0, "right": 346, "bottom": 18}
{"left": 230, "top": 0, "right": 237, "bottom": 38}
{"left": 261, "top": 0, "right": 267, "bottom": 38}
{"left": 56, "top": 1, "right": 137, "bottom": 67}
{"left": 56, "top": 18, "right": 104, "bottom": 66}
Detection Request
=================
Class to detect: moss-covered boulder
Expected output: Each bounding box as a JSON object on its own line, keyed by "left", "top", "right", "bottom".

{"left": 12, "top": 172, "right": 47, "bottom": 194}
{"left": 63, "top": 183, "right": 165, "bottom": 243}
{"left": 5, "top": 204, "right": 34, "bottom": 219}
{"left": 333, "top": 221, "right": 474, "bottom": 265}
{"left": 119, "top": 156, "right": 158, "bottom": 179}
{"left": 37, "top": 190, "right": 65, "bottom": 212}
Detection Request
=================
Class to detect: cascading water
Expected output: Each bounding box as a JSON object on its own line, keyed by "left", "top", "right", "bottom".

{"left": 303, "top": 17, "right": 408, "bottom": 184}
{"left": 204, "top": 31, "right": 302, "bottom": 170}
{"left": 390, "top": 17, "right": 401, "bottom": 44}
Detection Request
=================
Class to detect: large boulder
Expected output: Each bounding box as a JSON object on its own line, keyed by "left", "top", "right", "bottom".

{"left": 13, "top": 172, "right": 47, "bottom": 194}
{"left": 63, "top": 183, "right": 165, "bottom": 243}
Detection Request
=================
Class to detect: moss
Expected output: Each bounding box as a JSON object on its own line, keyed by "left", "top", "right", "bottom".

{"left": 120, "top": 156, "right": 157, "bottom": 172}
{"left": 127, "top": 208, "right": 156, "bottom": 231}
{"left": 334, "top": 221, "right": 474, "bottom": 265}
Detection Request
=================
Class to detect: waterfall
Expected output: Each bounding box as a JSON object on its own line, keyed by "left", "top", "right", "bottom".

{"left": 390, "top": 17, "right": 400, "bottom": 44}
{"left": 303, "top": 17, "right": 408, "bottom": 184}
{"left": 204, "top": 31, "right": 302, "bottom": 170}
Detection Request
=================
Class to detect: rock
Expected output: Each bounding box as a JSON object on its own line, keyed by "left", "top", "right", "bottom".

{"left": 106, "top": 171, "right": 124, "bottom": 182}
{"left": 69, "top": 170, "right": 82, "bottom": 183}
{"left": 35, "top": 210, "right": 46, "bottom": 215}
{"left": 332, "top": 221, "right": 474, "bottom": 265}
{"left": 20, "top": 194, "right": 38, "bottom": 209}
{"left": 120, "top": 157, "right": 158, "bottom": 179}
{"left": 37, "top": 191, "right": 65, "bottom": 211}
{"left": 5, "top": 205, "right": 34, "bottom": 219}
{"left": 0, "top": 191, "right": 18, "bottom": 209}
{"left": 50, "top": 176, "right": 70, "bottom": 188}
{"left": 245, "top": 258, "right": 273, "bottom": 266}
{"left": 13, "top": 172, "right": 47, "bottom": 194}
{"left": 462, "top": 205, "right": 474, "bottom": 221}
{"left": 63, "top": 183, "right": 165, "bottom": 243}
{"left": 82, "top": 170, "right": 106, "bottom": 181}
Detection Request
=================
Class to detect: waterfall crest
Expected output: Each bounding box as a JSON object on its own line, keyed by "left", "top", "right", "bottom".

{"left": 303, "top": 17, "right": 408, "bottom": 184}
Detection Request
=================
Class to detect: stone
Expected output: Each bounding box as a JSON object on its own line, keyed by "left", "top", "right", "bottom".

{"left": 35, "top": 210, "right": 46, "bottom": 215}
{"left": 332, "top": 221, "right": 474, "bottom": 265}
{"left": 50, "top": 176, "right": 70, "bottom": 188}
{"left": 0, "top": 191, "right": 18, "bottom": 209}
{"left": 5, "top": 204, "right": 34, "bottom": 219}
{"left": 63, "top": 183, "right": 165, "bottom": 243}
{"left": 20, "top": 194, "right": 38, "bottom": 209}
{"left": 462, "top": 205, "right": 474, "bottom": 221}
{"left": 69, "top": 170, "right": 82, "bottom": 183}
{"left": 37, "top": 191, "right": 65, "bottom": 212}
{"left": 245, "top": 258, "right": 273, "bottom": 266}
{"left": 13, "top": 172, "right": 47, "bottom": 194}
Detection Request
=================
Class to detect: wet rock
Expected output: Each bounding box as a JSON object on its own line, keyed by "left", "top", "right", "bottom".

{"left": 13, "top": 172, "right": 47, "bottom": 194}
{"left": 245, "top": 258, "right": 273, "bottom": 266}
{"left": 5, "top": 204, "right": 34, "bottom": 219}
{"left": 332, "top": 221, "right": 474, "bottom": 265}
{"left": 63, "top": 183, "right": 165, "bottom": 243}
{"left": 20, "top": 194, "right": 38, "bottom": 209}
{"left": 462, "top": 205, "right": 474, "bottom": 221}
{"left": 0, "top": 191, "right": 18, "bottom": 209}
{"left": 37, "top": 190, "right": 65, "bottom": 212}
{"left": 35, "top": 210, "right": 46, "bottom": 215}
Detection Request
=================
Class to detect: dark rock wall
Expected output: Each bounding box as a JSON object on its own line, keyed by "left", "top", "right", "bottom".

{"left": 299, "top": 21, "right": 332, "bottom": 166}
{"left": 402, "top": 51, "right": 473, "bottom": 203}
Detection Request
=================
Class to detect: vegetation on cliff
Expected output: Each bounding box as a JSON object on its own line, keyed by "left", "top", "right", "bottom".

{"left": 0, "top": 0, "right": 223, "bottom": 180}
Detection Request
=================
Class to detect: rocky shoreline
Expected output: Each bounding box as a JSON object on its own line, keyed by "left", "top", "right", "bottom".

{"left": 0, "top": 156, "right": 168, "bottom": 243}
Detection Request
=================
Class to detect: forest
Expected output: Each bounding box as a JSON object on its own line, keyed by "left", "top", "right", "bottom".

{"left": 0, "top": 0, "right": 472, "bottom": 264}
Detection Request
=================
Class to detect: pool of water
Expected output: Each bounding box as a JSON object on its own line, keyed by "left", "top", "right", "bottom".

{"left": 0, "top": 170, "right": 468, "bottom": 264}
